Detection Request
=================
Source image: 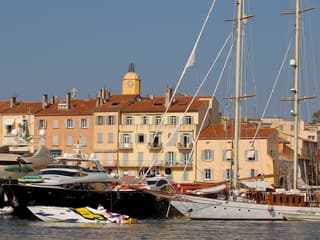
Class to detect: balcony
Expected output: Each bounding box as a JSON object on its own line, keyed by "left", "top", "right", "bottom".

{"left": 148, "top": 142, "right": 162, "bottom": 153}
{"left": 118, "top": 143, "right": 133, "bottom": 152}
{"left": 177, "top": 142, "right": 193, "bottom": 152}
{"left": 163, "top": 161, "right": 193, "bottom": 169}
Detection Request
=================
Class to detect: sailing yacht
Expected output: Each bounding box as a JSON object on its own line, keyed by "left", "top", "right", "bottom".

{"left": 169, "top": 0, "right": 320, "bottom": 220}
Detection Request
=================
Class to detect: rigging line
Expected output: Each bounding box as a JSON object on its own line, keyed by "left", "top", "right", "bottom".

{"left": 143, "top": 31, "right": 233, "bottom": 180}
{"left": 182, "top": 40, "right": 235, "bottom": 180}
{"left": 250, "top": 38, "right": 293, "bottom": 146}
{"left": 175, "top": 32, "right": 233, "bottom": 128}
{"left": 160, "top": 0, "right": 217, "bottom": 121}
{"left": 140, "top": 0, "right": 217, "bottom": 178}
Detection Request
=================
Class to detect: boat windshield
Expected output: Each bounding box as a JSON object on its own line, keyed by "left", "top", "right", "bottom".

{"left": 40, "top": 170, "right": 82, "bottom": 177}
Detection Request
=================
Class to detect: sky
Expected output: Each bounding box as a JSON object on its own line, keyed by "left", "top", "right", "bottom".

{"left": 0, "top": 0, "right": 319, "bottom": 122}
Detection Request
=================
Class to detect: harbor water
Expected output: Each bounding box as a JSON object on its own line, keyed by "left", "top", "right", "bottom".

{"left": 1, "top": 216, "right": 320, "bottom": 240}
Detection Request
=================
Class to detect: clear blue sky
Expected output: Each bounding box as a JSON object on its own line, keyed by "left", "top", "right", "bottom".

{"left": 0, "top": 0, "right": 319, "bottom": 122}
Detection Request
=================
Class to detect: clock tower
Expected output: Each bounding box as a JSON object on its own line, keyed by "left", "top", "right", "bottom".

{"left": 122, "top": 63, "right": 141, "bottom": 95}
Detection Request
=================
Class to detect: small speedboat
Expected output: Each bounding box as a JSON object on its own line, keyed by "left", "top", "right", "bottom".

{"left": 28, "top": 205, "right": 136, "bottom": 224}
{"left": 0, "top": 206, "right": 14, "bottom": 215}
{"left": 281, "top": 211, "right": 320, "bottom": 221}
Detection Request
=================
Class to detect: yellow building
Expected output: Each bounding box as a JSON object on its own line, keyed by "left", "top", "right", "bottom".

{"left": 122, "top": 63, "right": 141, "bottom": 95}
{"left": 117, "top": 85, "right": 220, "bottom": 182}
{"left": 93, "top": 89, "right": 137, "bottom": 169}
{"left": 196, "top": 123, "right": 279, "bottom": 185}
{"left": 1, "top": 97, "right": 42, "bottom": 150}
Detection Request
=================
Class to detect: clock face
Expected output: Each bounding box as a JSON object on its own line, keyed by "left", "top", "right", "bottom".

{"left": 127, "top": 81, "right": 133, "bottom": 87}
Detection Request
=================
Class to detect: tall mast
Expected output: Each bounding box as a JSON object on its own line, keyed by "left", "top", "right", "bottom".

{"left": 233, "top": 0, "right": 243, "bottom": 189}
{"left": 292, "top": 0, "right": 300, "bottom": 190}
{"left": 282, "top": 0, "right": 316, "bottom": 190}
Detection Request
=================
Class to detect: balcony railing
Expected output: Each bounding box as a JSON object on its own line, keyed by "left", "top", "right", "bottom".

{"left": 118, "top": 143, "right": 133, "bottom": 152}
{"left": 177, "top": 142, "right": 193, "bottom": 152}
{"left": 148, "top": 142, "right": 162, "bottom": 153}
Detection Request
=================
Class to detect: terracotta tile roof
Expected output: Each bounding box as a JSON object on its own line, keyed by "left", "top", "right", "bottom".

{"left": 124, "top": 95, "right": 211, "bottom": 113}
{"left": 37, "top": 99, "right": 97, "bottom": 116}
{"left": 199, "top": 124, "right": 277, "bottom": 139}
{"left": 95, "top": 94, "right": 137, "bottom": 112}
{"left": 0, "top": 101, "right": 10, "bottom": 112}
{"left": 3, "top": 101, "right": 43, "bottom": 114}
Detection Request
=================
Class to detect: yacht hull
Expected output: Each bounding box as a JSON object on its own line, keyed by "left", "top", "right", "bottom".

{"left": 3, "top": 183, "right": 169, "bottom": 219}
{"left": 170, "top": 195, "right": 320, "bottom": 220}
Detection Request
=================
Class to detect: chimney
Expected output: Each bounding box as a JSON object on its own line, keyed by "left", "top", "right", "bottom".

{"left": 165, "top": 85, "right": 173, "bottom": 108}
{"left": 105, "top": 88, "right": 110, "bottom": 101}
{"left": 50, "top": 96, "right": 55, "bottom": 104}
{"left": 66, "top": 92, "right": 71, "bottom": 109}
{"left": 10, "top": 96, "right": 16, "bottom": 108}
{"left": 42, "top": 94, "right": 48, "bottom": 109}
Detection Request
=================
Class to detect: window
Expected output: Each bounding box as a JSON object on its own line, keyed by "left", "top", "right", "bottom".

{"left": 79, "top": 136, "right": 87, "bottom": 146}
{"left": 65, "top": 119, "right": 74, "bottom": 129}
{"left": 108, "top": 153, "right": 113, "bottom": 165}
{"left": 290, "top": 124, "right": 294, "bottom": 131}
{"left": 6, "top": 125, "right": 13, "bottom": 134}
{"left": 201, "top": 150, "right": 214, "bottom": 161}
{"left": 107, "top": 115, "right": 116, "bottom": 125}
{"left": 308, "top": 135, "right": 315, "bottom": 141}
{"left": 151, "top": 133, "right": 160, "bottom": 147}
{"left": 52, "top": 136, "right": 59, "bottom": 146}
{"left": 121, "top": 134, "right": 131, "bottom": 147}
{"left": 182, "top": 171, "right": 189, "bottom": 181}
{"left": 183, "top": 116, "right": 193, "bottom": 124}
{"left": 169, "top": 116, "right": 177, "bottom": 125}
{"left": 53, "top": 120, "right": 59, "bottom": 129}
{"left": 181, "top": 134, "right": 192, "bottom": 147}
{"left": 80, "top": 119, "right": 89, "bottom": 128}
{"left": 249, "top": 169, "right": 257, "bottom": 177}
{"left": 203, "top": 169, "right": 213, "bottom": 180}
{"left": 97, "top": 133, "right": 103, "bottom": 143}
{"left": 181, "top": 152, "right": 192, "bottom": 166}
{"left": 96, "top": 116, "right": 104, "bottom": 125}
{"left": 224, "top": 169, "right": 233, "bottom": 180}
{"left": 123, "top": 153, "right": 128, "bottom": 166}
{"left": 165, "top": 152, "right": 176, "bottom": 165}
{"left": 141, "top": 116, "right": 148, "bottom": 125}
{"left": 138, "top": 152, "right": 144, "bottom": 166}
{"left": 155, "top": 116, "right": 162, "bottom": 125}
{"left": 66, "top": 136, "right": 73, "bottom": 146}
{"left": 245, "top": 150, "right": 258, "bottom": 161}
{"left": 125, "top": 116, "right": 133, "bottom": 125}
{"left": 107, "top": 132, "right": 113, "bottom": 143}
{"left": 224, "top": 150, "right": 233, "bottom": 160}
{"left": 137, "top": 134, "right": 145, "bottom": 143}
{"left": 38, "top": 119, "right": 47, "bottom": 129}
{"left": 152, "top": 153, "right": 158, "bottom": 165}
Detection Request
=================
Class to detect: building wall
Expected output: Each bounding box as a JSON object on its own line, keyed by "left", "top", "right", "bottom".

{"left": 35, "top": 115, "right": 94, "bottom": 156}
{"left": 196, "top": 134, "right": 278, "bottom": 185}
{"left": 93, "top": 112, "right": 120, "bottom": 169}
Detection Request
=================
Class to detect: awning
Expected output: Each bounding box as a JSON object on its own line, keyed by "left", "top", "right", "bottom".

{"left": 240, "top": 181, "right": 274, "bottom": 190}
{"left": 50, "top": 149, "right": 62, "bottom": 156}
{"left": 4, "top": 119, "right": 14, "bottom": 126}
{"left": 193, "top": 184, "right": 227, "bottom": 195}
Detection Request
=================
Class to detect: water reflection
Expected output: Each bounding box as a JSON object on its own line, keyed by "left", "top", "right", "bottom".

{"left": 1, "top": 216, "right": 320, "bottom": 240}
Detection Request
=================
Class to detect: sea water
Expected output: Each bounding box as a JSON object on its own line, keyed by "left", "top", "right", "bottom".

{"left": 0, "top": 215, "right": 319, "bottom": 240}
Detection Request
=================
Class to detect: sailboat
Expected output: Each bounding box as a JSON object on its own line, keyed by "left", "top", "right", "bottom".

{"left": 169, "top": 0, "right": 320, "bottom": 220}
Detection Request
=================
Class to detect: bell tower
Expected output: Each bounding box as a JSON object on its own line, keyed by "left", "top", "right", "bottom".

{"left": 122, "top": 63, "right": 141, "bottom": 95}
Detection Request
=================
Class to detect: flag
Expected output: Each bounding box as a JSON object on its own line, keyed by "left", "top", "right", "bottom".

{"left": 186, "top": 48, "right": 196, "bottom": 68}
